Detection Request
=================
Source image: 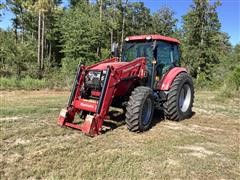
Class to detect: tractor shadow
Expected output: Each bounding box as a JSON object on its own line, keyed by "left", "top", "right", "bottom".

{"left": 102, "top": 109, "right": 196, "bottom": 133}
{"left": 102, "top": 109, "right": 126, "bottom": 133}
{"left": 151, "top": 109, "right": 165, "bottom": 128}
{"left": 152, "top": 110, "right": 196, "bottom": 127}
{"left": 190, "top": 111, "right": 196, "bottom": 118}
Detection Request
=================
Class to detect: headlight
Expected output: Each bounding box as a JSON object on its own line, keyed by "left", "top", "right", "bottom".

{"left": 101, "top": 70, "right": 106, "bottom": 82}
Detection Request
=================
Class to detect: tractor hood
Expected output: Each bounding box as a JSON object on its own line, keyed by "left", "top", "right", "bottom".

{"left": 90, "top": 62, "right": 129, "bottom": 71}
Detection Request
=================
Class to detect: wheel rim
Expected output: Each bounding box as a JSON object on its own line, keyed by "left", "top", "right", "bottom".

{"left": 179, "top": 83, "right": 191, "bottom": 112}
{"left": 142, "top": 98, "right": 153, "bottom": 126}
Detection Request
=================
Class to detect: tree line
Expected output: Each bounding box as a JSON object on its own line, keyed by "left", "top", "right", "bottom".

{"left": 0, "top": 0, "right": 239, "bottom": 92}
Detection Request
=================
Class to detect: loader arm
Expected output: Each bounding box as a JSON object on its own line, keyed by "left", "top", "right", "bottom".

{"left": 58, "top": 58, "right": 146, "bottom": 136}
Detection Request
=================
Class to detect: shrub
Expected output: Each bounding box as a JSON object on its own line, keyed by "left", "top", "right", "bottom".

{"left": 0, "top": 77, "right": 48, "bottom": 90}
{"left": 220, "top": 66, "right": 240, "bottom": 98}
{"left": 19, "top": 77, "right": 48, "bottom": 90}
{"left": 194, "top": 72, "right": 217, "bottom": 90}
{"left": 60, "top": 57, "right": 82, "bottom": 89}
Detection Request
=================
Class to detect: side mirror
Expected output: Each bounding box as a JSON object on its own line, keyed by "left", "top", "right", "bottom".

{"left": 111, "top": 42, "right": 119, "bottom": 57}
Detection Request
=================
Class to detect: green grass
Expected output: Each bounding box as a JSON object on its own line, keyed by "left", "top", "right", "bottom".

{"left": 0, "top": 77, "right": 50, "bottom": 90}
{"left": 0, "top": 90, "right": 239, "bottom": 179}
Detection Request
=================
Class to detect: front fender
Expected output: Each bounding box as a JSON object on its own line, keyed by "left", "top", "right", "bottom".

{"left": 157, "top": 67, "right": 187, "bottom": 91}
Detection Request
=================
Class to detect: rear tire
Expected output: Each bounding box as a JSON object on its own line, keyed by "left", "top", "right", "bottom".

{"left": 125, "top": 86, "right": 154, "bottom": 132}
{"left": 163, "top": 72, "right": 194, "bottom": 121}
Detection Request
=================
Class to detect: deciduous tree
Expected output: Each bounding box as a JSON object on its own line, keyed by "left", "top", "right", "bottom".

{"left": 182, "top": 0, "right": 226, "bottom": 79}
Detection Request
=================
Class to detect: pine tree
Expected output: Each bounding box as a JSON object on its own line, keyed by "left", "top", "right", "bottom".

{"left": 23, "top": 0, "right": 60, "bottom": 77}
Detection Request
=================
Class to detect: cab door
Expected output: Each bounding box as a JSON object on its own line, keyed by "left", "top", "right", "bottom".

{"left": 156, "top": 41, "right": 180, "bottom": 77}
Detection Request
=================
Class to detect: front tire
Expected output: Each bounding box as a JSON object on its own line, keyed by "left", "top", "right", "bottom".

{"left": 163, "top": 72, "right": 194, "bottom": 121}
{"left": 125, "top": 86, "right": 154, "bottom": 132}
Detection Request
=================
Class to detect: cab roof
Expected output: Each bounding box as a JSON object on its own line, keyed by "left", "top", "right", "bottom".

{"left": 125, "top": 34, "right": 180, "bottom": 44}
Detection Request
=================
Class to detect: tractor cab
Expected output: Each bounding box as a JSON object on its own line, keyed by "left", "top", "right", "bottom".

{"left": 121, "top": 35, "right": 181, "bottom": 86}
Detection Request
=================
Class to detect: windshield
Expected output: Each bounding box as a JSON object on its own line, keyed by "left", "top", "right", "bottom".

{"left": 122, "top": 42, "right": 153, "bottom": 63}
{"left": 121, "top": 41, "right": 180, "bottom": 78}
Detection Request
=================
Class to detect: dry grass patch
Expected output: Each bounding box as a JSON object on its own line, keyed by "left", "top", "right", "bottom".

{"left": 0, "top": 90, "right": 239, "bottom": 179}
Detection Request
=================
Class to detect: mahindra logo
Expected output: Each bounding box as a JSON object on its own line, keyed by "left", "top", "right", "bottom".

{"left": 80, "top": 102, "right": 94, "bottom": 109}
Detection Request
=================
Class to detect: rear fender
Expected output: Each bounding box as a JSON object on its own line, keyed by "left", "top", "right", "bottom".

{"left": 158, "top": 67, "right": 187, "bottom": 91}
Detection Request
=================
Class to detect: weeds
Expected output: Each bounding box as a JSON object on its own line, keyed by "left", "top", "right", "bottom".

{"left": 0, "top": 76, "right": 70, "bottom": 90}
{"left": 0, "top": 90, "right": 239, "bottom": 179}
{"left": 0, "top": 77, "right": 48, "bottom": 90}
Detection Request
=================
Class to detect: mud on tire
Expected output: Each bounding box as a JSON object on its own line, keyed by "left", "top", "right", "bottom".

{"left": 125, "top": 86, "right": 154, "bottom": 132}
{"left": 163, "top": 72, "right": 194, "bottom": 121}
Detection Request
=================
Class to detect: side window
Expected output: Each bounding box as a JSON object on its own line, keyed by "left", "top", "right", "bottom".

{"left": 157, "top": 42, "right": 172, "bottom": 65}
{"left": 173, "top": 45, "right": 180, "bottom": 64}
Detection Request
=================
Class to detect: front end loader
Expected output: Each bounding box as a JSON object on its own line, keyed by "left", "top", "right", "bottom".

{"left": 58, "top": 34, "right": 194, "bottom": 136}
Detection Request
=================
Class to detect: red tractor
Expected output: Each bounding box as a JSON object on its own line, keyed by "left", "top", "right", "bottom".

{"left": 58, "top": 34, "right": 194, "bottom": 136}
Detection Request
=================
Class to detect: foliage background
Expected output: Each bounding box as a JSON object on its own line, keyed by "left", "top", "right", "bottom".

{"left": 0, "top": 0, "right": 239, "bottom": 97}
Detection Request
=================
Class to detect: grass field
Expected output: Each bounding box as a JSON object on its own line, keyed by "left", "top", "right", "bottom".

{"left": 0, "top": 90, "right": 239, "bottom": 179}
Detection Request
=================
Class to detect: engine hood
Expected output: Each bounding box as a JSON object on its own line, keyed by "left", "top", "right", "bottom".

{"left": 90, "top": 62, "right": 129, "bottom": 71}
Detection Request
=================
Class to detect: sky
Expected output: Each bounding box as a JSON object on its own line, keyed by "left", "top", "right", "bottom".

{"left": 1, "top": 0, "right": 239, "bottom": 45}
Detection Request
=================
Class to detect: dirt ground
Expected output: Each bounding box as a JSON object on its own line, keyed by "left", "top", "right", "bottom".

{"left": 0, "top": 90, "right": 239, "bottom": 179}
